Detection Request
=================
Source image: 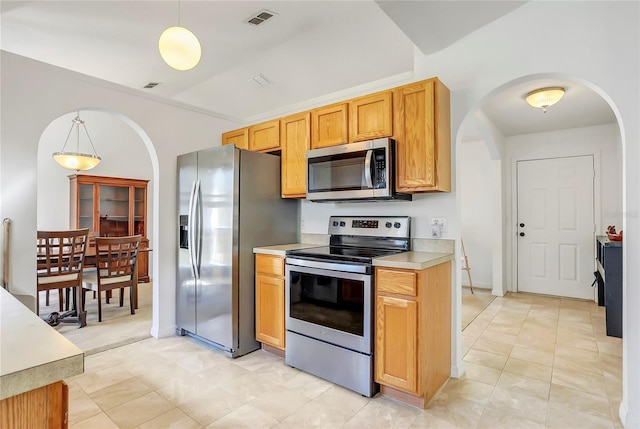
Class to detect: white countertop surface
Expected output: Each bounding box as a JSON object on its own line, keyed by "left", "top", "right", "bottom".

{"left": 254, "top": 243, "right": 454, "bottom": 270}
{"left": 253, "top": 243, "right": 322, "bottom": 257}
{"left": 0, "top": 287, "right": 84, "bottom": 400}
{"left": 373, "top": 251, "right": 454, "bottom": 270}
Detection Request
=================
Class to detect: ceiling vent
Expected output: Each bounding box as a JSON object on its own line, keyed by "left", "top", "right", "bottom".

{"left": 246, "top": 10, "right": 276, "bottom": 26}
{"left": 143, "top": 82, "right": 160, "bottom": 89}
{"left": 249, "top": 73, "right": 270, "bottom": 87}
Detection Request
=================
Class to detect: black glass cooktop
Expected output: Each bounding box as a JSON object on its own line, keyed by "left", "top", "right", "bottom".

{"left": 287, "top": 246, "right": 401, "bottom": 264}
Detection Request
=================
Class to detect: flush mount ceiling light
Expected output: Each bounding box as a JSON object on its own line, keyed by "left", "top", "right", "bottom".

{"left": 53, "top": 112, "right": 101, "bottom": 171}
{"left": 525, "top": 87, "right": 565, "bottom": 113}
{"left": 159, "top": 1, "right": 201, "bottom": 71}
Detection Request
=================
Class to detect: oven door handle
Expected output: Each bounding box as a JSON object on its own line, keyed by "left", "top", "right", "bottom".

{"left": 286, "top": 257, "right": 370, "bottom": 274}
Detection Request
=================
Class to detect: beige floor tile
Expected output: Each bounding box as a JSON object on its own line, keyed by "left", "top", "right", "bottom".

{"left": 496, "top": 371, "right": 550, "bottom": 401}
{"left": 311, "top": 385, "right": 370, "bottom": 419}
{"left": 461, "top": 361, "right": 502, "bottom": 386}
{"left": 487, "top": 386, "right": 548, "bottom": 424}
{"left": 551, "top": 366, "right": 608, "bottom": 397}
{"left": 343, "top": 397, "right": 418, "bottom": 429}
{"left": 546, "top": 402, "right": 615, "bottom": 428}
{"left": 70, "top": 412, "right": 119, "bottom": 429}
{"left": 558, "top": 318, "right": 596, "bottom": 333}
{"left": 277, "top": 400, "right": 351, "bottom": 428}
{"left": 89, "top": 377, "right": 153, "bottom": 411}
{"left": 463, "top": 319, "right": 489, "bottom": 337}
{"left": 72, "top": 363, "right": 136, "bottom": 394}
{"left": 503, "top": 357, "right": 552, "bottom": 382}
{"left": 207, "top": 404, "right": 279, "bottom": 428}
{"left": 471, "top": 337, "right": 513, "bottom": 356}
{"left": 510, "top": 344, "right": 554, "bottom": 366}
{"left": 249, "top": 384, "right": 313, "bottom": 422}
{"left": 137, "top": 408, "right": 202, "bottom": 429}
{"left": 68, "top": 387, "right": 103, "bottom": 426}
{"left": 461, "top": 333, "right": 476, "bottom": 355}
{"left": 557, "top": 327, "right": 598, "bottom": 352}
{"left": 484, "top": 321, "right": 522, "bottom": 337}
{"left": 105, "top": 391, "right": 175, "bottom": 429}
{"left": 177, "top": 389, "right": 247, "bottom": 426}
{"left": 463, "top": 348, "right": 508, "bottom": 370}
{"left": 559, "top": 308, "right": 593, "bottom": 324}
{"left": 281, "top": 369, "right": 333, "bottom": 399}
{"left": 491, "top": 311, "right": 527, "bottom": 325}
{"left": 522, "top": 316, "right": 558, "bottom": 331}
{"left": 549, "top": 384, "right": 613, "bottom": 421}
{"left": 610, "top": 398, "right": 623, "bottom": 425}
{"left": 554, "top": 354, "right": 604, "bottom": 377}
{"left": 514, "top": 334, "right": 556, "bottom": 353}
{"left": 410, "top": 394, "right": 485, "bottom": 429}
{"left": 476, "top": 407, "right": 545, "bottom": 429}
{"left": 555, "top": 343, "right": 600, "bottom": 364}
{"left": 440, "top": 377, "right": 495, "bottom": 406}
{"left": 597, "top": 337, "right": 623, "bottom": 357}
{"left": 479, "top": 329, "right": 517, "bottom": 346}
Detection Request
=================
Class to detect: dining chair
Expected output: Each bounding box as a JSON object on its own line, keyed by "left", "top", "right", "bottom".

{"left": 37, "top": 228, "right": 89, "bottom": 328}
{"left": 82, "top": 235, "right": 141, "bottom": 322}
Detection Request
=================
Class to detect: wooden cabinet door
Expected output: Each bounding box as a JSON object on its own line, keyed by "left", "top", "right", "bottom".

{"left": 255, "top": 273, "right": 286, "bottom": 350}
{"left": 375, "top": 294, "right": 418, "bottom": 394}
{"left": 249, "top": 119, "right": 280, "bottom": 152}
{"left": 311, "top": 102, "right": 348, "bottom": 149}
{"left": 222, "top": 127, "right": 249, "bottom": 150}
{"left": 394, "top": 79, "right": 451, "bottom": 192}
{"left": 281, "top": 112, "right": 310, "bottom": 198}
{"left": 349, "top": 90, "right": 393, "bottom": 142}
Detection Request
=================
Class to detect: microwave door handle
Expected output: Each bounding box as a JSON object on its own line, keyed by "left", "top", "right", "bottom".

{"left": 364, "top": 150, "right": 374, "bottom": 189}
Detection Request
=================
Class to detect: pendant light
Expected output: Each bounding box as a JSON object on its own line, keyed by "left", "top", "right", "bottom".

{"left": 52, "top": 112, "right": 101, "bottom": 171}
{"left": 525, "top": 87, "right": 565, "bottom": 113}
{"left": 159, "top": 1, "right": 201, "bottom": 71}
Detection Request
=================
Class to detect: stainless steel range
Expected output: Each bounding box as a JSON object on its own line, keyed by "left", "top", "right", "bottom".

{"left": 285, "top": 216, "right": 411, "bottom": 397}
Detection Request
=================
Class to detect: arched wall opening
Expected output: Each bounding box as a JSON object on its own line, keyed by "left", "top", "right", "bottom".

{"left": 36, "top": 108, "right": 162, "bottom": 338}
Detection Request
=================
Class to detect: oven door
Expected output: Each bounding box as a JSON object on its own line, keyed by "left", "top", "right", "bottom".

{"left": 285, "top": 262, "right": 372, "bottom": 354}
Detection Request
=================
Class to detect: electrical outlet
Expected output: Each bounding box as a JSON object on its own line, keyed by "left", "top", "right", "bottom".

{"left": 431, "top": 217, "right": 448, "bottom": 233}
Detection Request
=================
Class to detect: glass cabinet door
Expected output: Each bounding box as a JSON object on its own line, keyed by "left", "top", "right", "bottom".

{"left": 134, "top": 187, "right": 145, "bottom": 236}
{"left": 78, "top": 184, "right": 95, "bottom": 234}
{"left": 99, "top": 185, "right": 130, "bottom": 236}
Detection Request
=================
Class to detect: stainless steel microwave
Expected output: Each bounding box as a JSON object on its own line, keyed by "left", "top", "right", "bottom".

{"left": 306, "top": 138, "right": 411, "bottom": 202}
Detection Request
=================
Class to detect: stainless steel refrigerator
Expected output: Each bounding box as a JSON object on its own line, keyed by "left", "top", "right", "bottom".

{"left": 176, "top": 144, "right": 297, "bottom": 357}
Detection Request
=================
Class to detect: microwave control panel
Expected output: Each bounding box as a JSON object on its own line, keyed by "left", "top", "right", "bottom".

{"left": 373, "top": 150, "right": 386, "bottom": 189}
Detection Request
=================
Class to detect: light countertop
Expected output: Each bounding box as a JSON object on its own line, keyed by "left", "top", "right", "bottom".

{"left": 253, "top": 243, "right": 322, "bottom": 257}
{"left": 254, "top": 243, "right": 454, "bottom": 270}
{"left": 0, "top": 287, "right": 84, "bottom": 400}
{"left": 373, "top": 251, "right": 454, "bottom": 270}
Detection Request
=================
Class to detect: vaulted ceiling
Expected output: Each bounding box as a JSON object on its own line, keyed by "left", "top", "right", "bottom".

{"left": 0, "top": 1, "right": 616, "bottom": 135}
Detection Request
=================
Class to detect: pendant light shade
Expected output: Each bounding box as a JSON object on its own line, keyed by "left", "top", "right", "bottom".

{"left": 159, "top": 26, "right": 201, "bottom": 71}
{"left": 525, "top": 87, "right": 565, "bottom": 113}
{"left": 53, "top": 113, "right": 101, "bottom": 171}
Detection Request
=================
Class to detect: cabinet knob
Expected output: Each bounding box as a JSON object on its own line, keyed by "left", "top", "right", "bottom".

{"left": 519, "top": 223, "right": 525, "bottom": 228}
{"left": 519, "top": 232, "right": 525, "bottom": 237}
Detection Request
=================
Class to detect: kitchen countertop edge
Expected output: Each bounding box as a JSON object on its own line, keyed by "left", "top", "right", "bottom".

{"left": 373, "top": 251, "right": 455, "bottom": 270}
{"left": 253, "top": 243, "right": 322, "bottom": 257}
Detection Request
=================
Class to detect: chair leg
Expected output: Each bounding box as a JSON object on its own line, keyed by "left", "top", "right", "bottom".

{"left": 65, "top": 288, "right": 71, "bottom": 311}
{"left": 36, "top": 291, "right": 40, "bottom": 316}
{"left": 97, "top": 290, "right": 103, "bottom": 322}
{"left": 119, "top": 288, "right": 124, "bottom": 307}
{"left": 45, "top": 290, "right": 50, "bottom": 306}
{"left": 130, "top": 285, "right": 135, "bottom": 315}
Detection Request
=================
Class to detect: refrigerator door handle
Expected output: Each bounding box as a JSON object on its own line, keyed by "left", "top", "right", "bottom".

{"left": 194, "top": 179, "right": 202, "bottom": 279}
{"left": 187, "top": 180, "right": 197, "bottom": 278}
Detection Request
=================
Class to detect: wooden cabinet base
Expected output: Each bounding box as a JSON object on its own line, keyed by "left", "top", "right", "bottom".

{"left": 380, "top": 382, "right": 448, "bottom": 409}
{"left": 0, "top": 381, "right": 68, "bottom": 429}
{"left": 261, "top": 343, "right": 286, "bottom": 358}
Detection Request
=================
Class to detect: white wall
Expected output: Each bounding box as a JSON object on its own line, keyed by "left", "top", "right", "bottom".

{"left": 459, "top": 139, "right": 493, "bottom": 288}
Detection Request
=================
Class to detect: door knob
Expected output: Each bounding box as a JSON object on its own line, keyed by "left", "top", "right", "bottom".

{"left": 519, "top": 232, "right": 525, "bottom": 237}
{"left": 519, "top": 223, "right": 525, "bottom": 228}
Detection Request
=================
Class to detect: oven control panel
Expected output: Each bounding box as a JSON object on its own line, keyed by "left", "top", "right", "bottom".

{"left": 328, "top": 216, "right": 410, "bottom": 238}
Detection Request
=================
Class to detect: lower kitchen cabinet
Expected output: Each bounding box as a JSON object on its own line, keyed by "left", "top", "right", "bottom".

{"left": 255, "top": 254, "right": 286, "bottom": 350}
{"left": 375, "top": 262, "right": 451, "bottom": 408}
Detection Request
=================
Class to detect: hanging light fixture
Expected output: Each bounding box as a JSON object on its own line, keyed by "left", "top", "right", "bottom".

{"left": 159, "top": 1, "right": 201, "bottom": 71}
{"left": 52, "top": 112, "right": 101, "bottom": 171}
{"left": 525, "top": 87, "right": 565, "bottom": 113}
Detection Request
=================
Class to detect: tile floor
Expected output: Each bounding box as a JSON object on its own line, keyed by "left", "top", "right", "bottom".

{"left": 66, "top": 292, "right": 622, "bottom": 428}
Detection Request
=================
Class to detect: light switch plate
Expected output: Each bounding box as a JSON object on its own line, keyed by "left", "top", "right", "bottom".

{"left": 431, "top": 217, "right": 448, "bottom": 233}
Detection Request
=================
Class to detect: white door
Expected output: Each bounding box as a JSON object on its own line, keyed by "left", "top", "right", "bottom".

{"left": 517, "top": 156, "right": 595, "bottom": 299}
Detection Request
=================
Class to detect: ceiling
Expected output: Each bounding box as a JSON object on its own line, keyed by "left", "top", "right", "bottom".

{"left": 0, "top": 1, "right": 616, "bottom": 136}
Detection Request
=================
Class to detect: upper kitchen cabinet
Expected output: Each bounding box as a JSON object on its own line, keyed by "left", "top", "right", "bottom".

{"left": 349, "top": 90, "right": 393, "bottom": 142}
{"left": 280, "top": 112, "right": 310, "bottom": 198}
{"left": 222, "top": 127, "right": 249, "bottom": 150}
{"left": 311, "top": 102, "right": 349, "bottom": 149}
{"left": 393, "top": 78, "right": 451, "bottom": 193}
{"left": 249, "top": 119, "right": 280, "bottom": 152}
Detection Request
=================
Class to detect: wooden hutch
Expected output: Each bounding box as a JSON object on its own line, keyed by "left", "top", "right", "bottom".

{"left": 69, "top": 174, "right": 150, "bottom": 282}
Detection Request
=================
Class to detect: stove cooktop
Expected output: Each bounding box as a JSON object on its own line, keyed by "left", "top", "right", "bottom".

{"left": 287, "top": 245, "right": 403, "bottom": 264}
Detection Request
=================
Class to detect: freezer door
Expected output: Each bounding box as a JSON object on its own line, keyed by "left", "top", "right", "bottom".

{"left": 195, "top": 145, "right": 239, "bottom": 349}
{"left": 176, "top": 151, "right": 198, "bottom": 334}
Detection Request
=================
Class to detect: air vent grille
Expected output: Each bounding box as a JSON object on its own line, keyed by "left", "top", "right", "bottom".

{"left": 246, "top": 10, "right": 276, "bottom": 26}
{"left": 143, "top": 82, "right": 160, "bottom": 89}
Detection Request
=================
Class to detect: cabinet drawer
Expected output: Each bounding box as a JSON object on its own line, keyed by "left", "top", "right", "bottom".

{"left": 255, "top": 254, "right": 284, "bottom": 277}
{"left": 376, "top": 268, "right": 417, "bottom": 296}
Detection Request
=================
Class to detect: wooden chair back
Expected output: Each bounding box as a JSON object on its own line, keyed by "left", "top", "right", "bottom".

{"left": 94, "top": 235, "right": 142, "bottom": 288}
